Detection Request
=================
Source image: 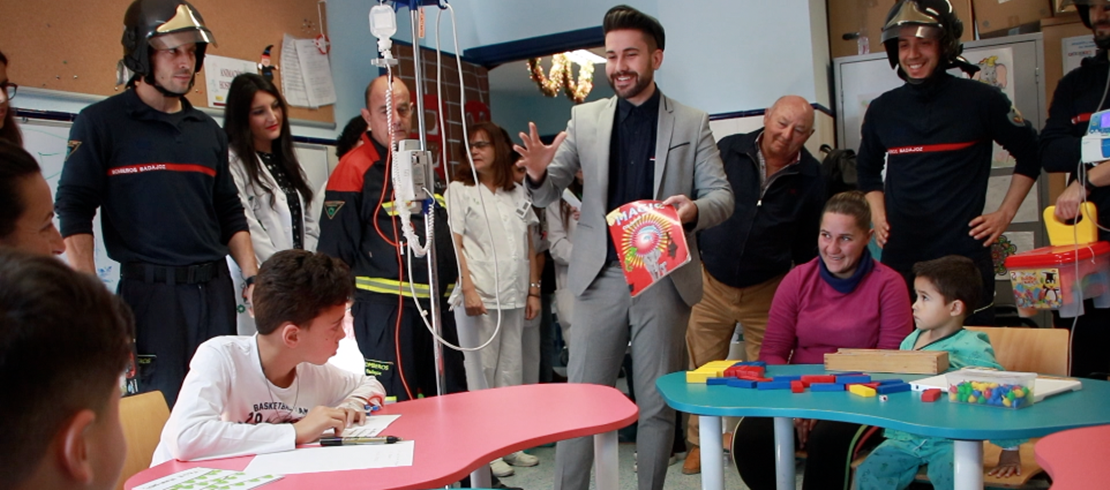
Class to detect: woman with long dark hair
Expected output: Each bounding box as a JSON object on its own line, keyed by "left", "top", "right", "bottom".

{"left": 0, "top": 51, "right": 23, "bottom": 146}
{"left": 223, "top": 73, "right": 321, "bottom": 333}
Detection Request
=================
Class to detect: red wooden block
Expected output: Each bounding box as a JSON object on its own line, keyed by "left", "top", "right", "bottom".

{"left": 921, "top": 389, "right": 942, "bottom": 402}
{"left": 791, "top": 380, "right": 805, "bottom": 393}
{"left": 801, "top": 375, "right": 836, "bottom": 384}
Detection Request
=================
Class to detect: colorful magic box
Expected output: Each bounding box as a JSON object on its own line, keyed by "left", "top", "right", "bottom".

{"left": 606, "top": 200, "right": 691, "bottom": 297}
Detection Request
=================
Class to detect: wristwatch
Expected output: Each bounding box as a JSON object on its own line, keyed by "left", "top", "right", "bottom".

{"left": 244, "top": 275, "right": 257, "bottom": 287}
{"left": 1084, "top": 178, "right": 1099, "bottom": 194}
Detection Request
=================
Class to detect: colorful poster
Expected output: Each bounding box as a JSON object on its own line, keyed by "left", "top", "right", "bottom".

{"left": 606, "top": 200, "right": 691, "bottom": 297}
{"left": 1063, "top": 35, "right": 1097, "bottom": 77}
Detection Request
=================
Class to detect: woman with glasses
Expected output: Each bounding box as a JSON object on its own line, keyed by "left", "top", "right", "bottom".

{"left": 446, "top": 121, "right": 541, "bottom": 477}
{"left": 0, "top": 51, "right": 22, "bottom": 146}
{"left": 223, "top": 73, "right": 321, "bottom": 333}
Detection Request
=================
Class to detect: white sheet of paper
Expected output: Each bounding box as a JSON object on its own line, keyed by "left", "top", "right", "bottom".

{"left": 133, "top": 467, "right": 282, "bottom": 490}
{"left": 294, "top": 37, "right": 337, "bottom": 107}
{"left": 202, "top": 55, "right": 257, "bottom": 107}
{"left": 341, "top": 414, "right": 401, "bottom": 437}
{"left": 244, "top": 441, "right": 415, "bottom": 475}
{"left": 561, "top": 189, "right": 581, "bottom": 210}
{"left": 280, "top": 34, "right": 311, "bottom": 108}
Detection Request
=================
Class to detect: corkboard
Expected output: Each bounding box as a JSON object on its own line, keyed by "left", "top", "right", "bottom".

{"left": 0, "top": 0, "right": 334, "bottom": 124}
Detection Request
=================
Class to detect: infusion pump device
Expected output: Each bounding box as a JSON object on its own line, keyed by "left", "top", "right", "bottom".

{"left": 393, "top": 139, "right": 435, "bottom": 213}
{"left": 1082, "top": 109, "right": 1110, "bottom": 164}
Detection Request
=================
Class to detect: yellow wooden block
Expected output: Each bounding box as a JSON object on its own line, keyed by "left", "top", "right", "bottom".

{"left": 702, "top": 360, "right": 738, "bottom": 377}
{"left": 849, "top": 384, "right": 876, "bottom": 397}
{"left": 686, "top": 371, "right": 713, "bottom": 383}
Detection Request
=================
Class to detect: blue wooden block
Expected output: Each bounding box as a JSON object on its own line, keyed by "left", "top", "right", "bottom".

{"left": 772, "top": 375, "right": 802, "bottom": 382}
{"left": 877, "top": 378, "right": 905, "bottom": 385}
{"left": 810, "top": 383, "right": 846, "bottom": 392}
{"left": 707, "top": 377, "right": 730, "bottom": 386}
{"left": 734, "top": 361, "right": 767, "bottom": 368}
{"left": 727, "top": 379, "right": 758, "bottom": 389}
{"left": 757, "top": 381, "right": 792, "bottom": 390}
{"left": 836, "top": 375, "right": 871, "bottom": 384}
{"left": 876, "top": 382, "right": 912, "bottom": 395}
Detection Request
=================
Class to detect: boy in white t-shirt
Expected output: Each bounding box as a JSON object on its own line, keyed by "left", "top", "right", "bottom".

{"left": 152, "top": 250, "right": 386, "bottom": 464}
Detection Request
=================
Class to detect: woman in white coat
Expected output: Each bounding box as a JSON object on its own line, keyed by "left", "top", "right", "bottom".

{"left": 224, "top": 73, "right": 322, "bottom": 333}
{"left": 545, "top": 171, "right": 582, "bottom": 348}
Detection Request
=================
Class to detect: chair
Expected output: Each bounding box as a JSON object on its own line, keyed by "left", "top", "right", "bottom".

{"left": 116, "top": 391, "right": 170, "bottom": 490}
{"left": 937, "top": 327, "right": 1070, "bottom": 488}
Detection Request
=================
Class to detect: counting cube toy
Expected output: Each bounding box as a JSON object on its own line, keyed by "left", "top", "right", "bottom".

{"left": 876, "top": 382, "right": 911, "bottom": 395}
{"left": 757, "top": 381, "right": 792, "bottom": 390}
{"left": 946, "top": 369, "right": 1036, "bottom": 409}
{"left": 921, "top": 389, "right": 943, "bottom": 402}
{"left": 836, "top": 375, "right": 871, "bottom": 384}
{"left": 707, "top": 377, "right": 730, "bottom": 386}
{"left": 791, "top": 380, "right": 805, "bottom": 393}
{"left": 849, "top": 384, "right": 876, "bottom": 397}
{"left": 879, "top": 395, "right": 889, "bottom": 402}
{"left": 727, "top": 379, "right": 758, "bottom": 389}
{"left": 810, "top": 383, "right": 845, "bottom": 392}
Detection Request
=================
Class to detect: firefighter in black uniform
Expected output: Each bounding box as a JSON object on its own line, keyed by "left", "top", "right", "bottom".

{"left": 55, "top": 0, "right": 258, "bottom": 406}
{"left": 1040, "top": 0, "right": 1110, "bottom": 379}
{"left": 318, "top": 76, "right": 466, "bottom": 400}
{"left": 857, "top": 0, "right": 1040, "bottom": 326}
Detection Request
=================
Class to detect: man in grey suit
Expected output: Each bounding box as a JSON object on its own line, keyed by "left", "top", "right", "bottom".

{"left": 516, "top": 6, "right": 733, "bottom": 490}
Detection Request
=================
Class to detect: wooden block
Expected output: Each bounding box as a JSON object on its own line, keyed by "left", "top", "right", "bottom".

{"left": 836, "top": 375, "right": 872, "bottom": 384}
{"left": 773, "top": 375, "right": 802, "bottom": 383}
{"left": 727, "top": 379, "right": 758, "bottom": 389}
{"left": 810, "top": 383, "right": 845, "bottom": 392}
{"left": 791, "top": 380, "right": 805, "bottom": 393}
{"left": 706, "top": 377, "right": 730, "bottom": 386}
{"left": 801, "top": 375, "right": 836, "bottom": 384}
{"left": 686, "top": 371, "right": 712, "bottom": 383}
{"left": 757, "top": 381, "right": 792, "bottom": 390}
{"left": 876, "top": 382, "right": 912, "bottom": 395}
{"left": 824, "top": 349, "right": 949, "bottom": 374}
{"left": 849, "top": 384, "right": 877, "bottom": 397}
{"left": 921, "top": 389, "right": 943, "bottom": 402}
{"left": 877, "top": 378, "right": 905, "bottom": 385}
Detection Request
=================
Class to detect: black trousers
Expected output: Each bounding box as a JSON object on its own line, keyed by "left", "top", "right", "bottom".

{"left": 733, "top": 417, "right": 874, "bottom": 490}
{"left": 1054, "top": 300, "right": 1110, "bottom": 379}
{"left": 352, "top": 296, "right": 467, "bottom": 400}
{"left": 120, "top": 262, "right": 236, "bottom": 408}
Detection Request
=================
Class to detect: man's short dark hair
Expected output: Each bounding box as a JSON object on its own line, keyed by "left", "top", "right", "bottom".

{"left": 253, "top": 250, "right": 354, "bottom": 335}
{"left": 604, "top": 5, "right": 665, "bottom": 51}
{"left": 0, "top": 249, "right": 133, "bottom": 487}
{"left": 913, "top": 255, "right": 982, "bottom": 314}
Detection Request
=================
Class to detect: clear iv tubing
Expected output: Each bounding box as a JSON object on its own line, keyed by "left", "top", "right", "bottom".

{"left": 400, "top": 1, "right": 506, "bottom": 353}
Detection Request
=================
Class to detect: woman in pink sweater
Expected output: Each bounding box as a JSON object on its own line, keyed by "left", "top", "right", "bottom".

{"left": 732, "top": 191, "right": 913, "bottom": 490}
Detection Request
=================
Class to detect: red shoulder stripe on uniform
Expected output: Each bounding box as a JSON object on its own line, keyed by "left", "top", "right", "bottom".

{"left": 327, "top": 134, "right": 382, "bottom": 193}
{"left": 1073, "top": 113, "right": 1093, "bottom": 125}
{"left": 107, "top": 163, "right": 216, "bottom": 177}
{"left": 887, "top": 141, "right": 978, "bottom": 155}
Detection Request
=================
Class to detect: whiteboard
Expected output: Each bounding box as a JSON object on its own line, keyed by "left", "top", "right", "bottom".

{"left": 21, "top": 117, "right": 334, "bottom": 295}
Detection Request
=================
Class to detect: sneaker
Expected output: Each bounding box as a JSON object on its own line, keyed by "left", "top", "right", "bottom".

{"left": 502, "top": 450, "right": 540, "bottom": 467}
{"left": 490, "top": 458, "right": 514, "bottom": 477}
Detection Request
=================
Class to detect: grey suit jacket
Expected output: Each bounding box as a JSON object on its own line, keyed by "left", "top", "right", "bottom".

{"left": 529, "top": 90, "right": 733, "bottom": 307}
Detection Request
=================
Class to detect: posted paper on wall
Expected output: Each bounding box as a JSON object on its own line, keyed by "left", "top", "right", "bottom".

{"left": 280, "top": 33, "right": 336, "bottom": 108}
{"left": 203, "top": 55, "right": 257, "bottom": 107}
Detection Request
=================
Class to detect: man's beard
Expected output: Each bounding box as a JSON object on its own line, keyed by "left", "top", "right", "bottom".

{"left": 607, "top": 70, "right": 652, "bottom": 101}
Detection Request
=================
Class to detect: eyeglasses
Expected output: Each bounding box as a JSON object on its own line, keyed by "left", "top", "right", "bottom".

{"left": 0, "top": 83, "right": 16, "bottom": 104}
{"left": 469, "top": 141, "right": 492, "bottom": 150}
